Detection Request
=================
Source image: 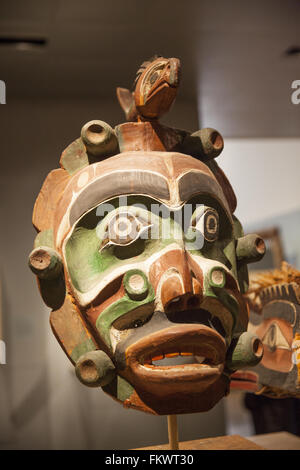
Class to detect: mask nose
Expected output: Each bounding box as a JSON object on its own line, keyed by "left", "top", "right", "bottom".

{"left": 161, "top": 273, "right": 202, "bottom": 312}
{"left": 149, "top": 250, "right": 203, "bottom": 313}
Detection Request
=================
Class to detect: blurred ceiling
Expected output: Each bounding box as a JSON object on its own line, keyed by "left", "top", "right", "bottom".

{"left": 0, "top": 0, "right": 299, "bottom": 137}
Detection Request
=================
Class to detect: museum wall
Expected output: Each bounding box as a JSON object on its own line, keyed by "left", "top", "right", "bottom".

{"left": 220, "top": 138, "right": 300, "bottom": 226}
{"left": 220, "top": 138, "right": 300, "bottom": 269}
{"left": 217, "top": 138, "right": 300, "bottom": 437}
{"left": 0, "top": 97, "right": 228, "bottom": 450}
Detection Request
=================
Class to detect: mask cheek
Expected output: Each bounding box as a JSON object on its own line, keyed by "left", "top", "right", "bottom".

{"left": 261, "top": 348, "right": 293, "bottom": 373}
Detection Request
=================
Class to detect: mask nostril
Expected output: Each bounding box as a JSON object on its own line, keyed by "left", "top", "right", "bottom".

{"left": 166, "top": 297, "right": 183, "bottom": 311}
{"left": 187, "top": 296, "right": 199, "bottom": 309}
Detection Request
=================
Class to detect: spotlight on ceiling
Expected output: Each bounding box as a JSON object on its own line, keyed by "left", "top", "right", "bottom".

{"left": 284, "top": 45, "right": 300, "bottom": 57}
{"left": 0, "top": 37, "right": 47, "bottom": 51}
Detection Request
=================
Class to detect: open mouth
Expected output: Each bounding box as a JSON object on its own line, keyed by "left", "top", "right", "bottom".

{"left": 142, "top": 348, "right": 220, "bottom": 371}
{"left": 124, "top": 324, "right": 226, "bottom": 396}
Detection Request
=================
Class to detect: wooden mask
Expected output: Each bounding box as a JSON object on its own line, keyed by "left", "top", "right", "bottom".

{"left": 29, "top": 56, "right": 266, "bottom": 415}
{"left": 232, "top": 263, "right": 300, "bottom": 398}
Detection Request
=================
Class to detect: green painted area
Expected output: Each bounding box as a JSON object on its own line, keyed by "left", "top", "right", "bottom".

{"left": 200, "top": 269, "right": 238, "bottom": 336}
{"left": 209, "top": 268, "right": 226, "bottom": 288}
{"left": 116, "top": 375, "right": 134, "bottom": 402}
{"left": 232, "top": 215, "right": 244, "bottom": 239}
{"left": 60, "top": 138, "right": 89, "bottom": 175}
{"left": 211, "top": 285, "right": 239, "bottom": 331}
{"left": 34, "top": 229, "right": 54, "bottom": 249}
{"left": 185, "top": 198, "right": 235, "bottom": 279}
{"left": 232, "top": 215, "right": 249, "bottom": 294}
{"left": 70, "top": 337, "right": 96, "bottom": 363}
{"left": 65, "top": 195, "right": 248, "bottom": 345}
{"left": 223, "top": 240, "right": 237, "bottom": 278}
{"left": 65, "top": 226, "right": 117, "bottom": 292}
{"left": 123, "top": 269, "right": 149, "bottom": 300}
{"left": 96, "top": 281, "right": 155, "bottom": 348}
{"left": 226, "top": 332, "right": 262, "bottom": 370}
{"left": 65, "top": 196, "right": 185, "bottom": 294}
{"left": 102, "top": 374, "right": 134, "bottom": 403}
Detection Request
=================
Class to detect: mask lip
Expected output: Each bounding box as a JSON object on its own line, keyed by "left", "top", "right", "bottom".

{"left": 124, "top": 323, "right": 226, "bottom": 390}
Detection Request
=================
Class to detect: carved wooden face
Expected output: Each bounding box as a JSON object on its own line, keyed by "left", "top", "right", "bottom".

{"left": 37, "top": 150, "right": 260, "bottom": 415}
{"left": 242, "top": 283, "right": 300, "bottom": 395}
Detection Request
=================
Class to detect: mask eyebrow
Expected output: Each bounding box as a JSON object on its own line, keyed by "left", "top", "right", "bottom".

{"left": 69, "top": 170, "right": 170, "bottom": 228}
{"left": 178, "top": 171, "right": 232, "bottom": 223}
{"left": 262, "top": 301, "right": 296, "bottom": 326}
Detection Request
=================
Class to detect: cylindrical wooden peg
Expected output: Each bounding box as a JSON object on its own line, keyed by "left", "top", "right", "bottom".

{"left": 81, "top": 120, "right": 119, "bottom": 157}
{"left": 28, "top": 246, "right": 63, "bottom": 280}
{"left": 167, "top": 415, "right": 179, "bottom": 450}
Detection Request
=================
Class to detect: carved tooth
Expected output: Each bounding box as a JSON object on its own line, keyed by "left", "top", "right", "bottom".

{"left": 165, "top": 352, "right": 179, "bottom": 358}
{"left": 195, "top": 356, "right": 205, "bottom": 363}
{"left": 152, "top": 354, "right": 164, "bottom": 362}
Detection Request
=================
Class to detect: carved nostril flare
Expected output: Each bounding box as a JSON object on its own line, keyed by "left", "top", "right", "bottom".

{"left": 124, "top": 270, "right": 149, "bottom": 301}
{"left": 209, "top": 268, "right": 226, "bottom": 288}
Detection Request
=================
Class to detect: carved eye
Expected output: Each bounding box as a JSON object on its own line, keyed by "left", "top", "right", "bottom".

{"left": 100, "top": 211, "right": 151, "bottom": 251}
{"left": 148, "top": 63, "right": 165, "bottom": 85}
{"left": 192, "top": 208, "right": 219, "bottom": 242}
{"left": 150, "top": 71, "right": 159, "bottom": 85}
{"left": 262, "top": 322, "right": 290, "bottom": 352}
{"left": 142, "top": 62, "right": 167, "bottom": 98}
